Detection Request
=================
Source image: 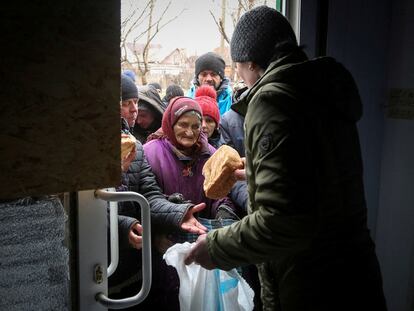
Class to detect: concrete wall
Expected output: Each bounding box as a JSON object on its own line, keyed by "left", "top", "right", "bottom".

{"left": 0, "top": 198, "right": 69, "bottom": 310}
{"left": 0, "top": 1, "right": 121, "bottom": 199}
{"left": 0, "top": 1, "right": 121, "bottom": 309}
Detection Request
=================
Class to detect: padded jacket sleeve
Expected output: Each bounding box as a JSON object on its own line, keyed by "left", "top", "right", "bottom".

{"left": 207, "top": 89, "right": 316, "bottom": 270}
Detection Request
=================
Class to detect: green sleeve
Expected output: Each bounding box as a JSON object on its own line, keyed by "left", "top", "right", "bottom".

{"left": 207, "top": 89, "right": 316, "bottom": 270}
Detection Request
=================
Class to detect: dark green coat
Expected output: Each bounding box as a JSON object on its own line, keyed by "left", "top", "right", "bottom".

{"left": 206, "top": 50, "right": 386, "bottom": 310}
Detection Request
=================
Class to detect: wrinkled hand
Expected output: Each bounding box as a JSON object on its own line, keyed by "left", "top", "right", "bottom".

{"left": 121, "top": 134, "right": 136, "bottom": 172}
{"left": 234, "top": 157, "right": 246, "bottom": 181}
{"left": 184, "top": 234, "right": 216, "bottom": 270}
{"left": 128, "top": 222, "right": 143, "bottom": 249}
{"left": 180, "top": 203, "right": 208, "bottom": 234}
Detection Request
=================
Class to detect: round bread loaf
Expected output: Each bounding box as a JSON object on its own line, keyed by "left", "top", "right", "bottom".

{"left": 121, "top": 134, "right": 136, "bottom": 159}
{"left": 203, "top": 145, "right": 243, "bottom": 199}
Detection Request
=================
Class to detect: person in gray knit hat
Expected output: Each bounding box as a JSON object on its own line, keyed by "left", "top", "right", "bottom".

{"left": 185, "top": 5, "right": 386, "bottom": 311}
{"left": 187, "top": 52, "right": 233, "bottom": 116}
{"left": 120, "top": 73, "right": 139, "bottom": 128}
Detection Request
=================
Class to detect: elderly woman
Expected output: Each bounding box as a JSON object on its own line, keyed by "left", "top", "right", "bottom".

{"left": 143, "top": 96, "right": 236, "bottom": 220}
{"left": 109, "top": 75, "right": 208, "bottom": 303}
{"left": 142, "top": 96, "right": 238, "bottom": 310}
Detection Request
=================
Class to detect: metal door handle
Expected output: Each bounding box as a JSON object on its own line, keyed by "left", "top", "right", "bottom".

{"left": 107, "top": 199, "right": 118, "bottom": 277}
{"left": 94, "top": 189, "right": 152, "bottom": 309}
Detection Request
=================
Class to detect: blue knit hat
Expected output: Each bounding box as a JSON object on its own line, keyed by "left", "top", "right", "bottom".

{"left": 122, "top": 69, "right": 136, "bottom": 82}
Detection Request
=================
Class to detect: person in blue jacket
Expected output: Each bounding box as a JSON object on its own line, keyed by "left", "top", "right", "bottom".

{"left": 187, "top": 52, "right": 232, "bottom": 116}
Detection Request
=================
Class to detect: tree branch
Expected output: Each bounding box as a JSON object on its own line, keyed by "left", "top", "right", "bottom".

{"left": 123, "top": 0, "right": 186, "bottom": 84}
{"left": 209, "top": 10, "right": 230, "bottom": 45}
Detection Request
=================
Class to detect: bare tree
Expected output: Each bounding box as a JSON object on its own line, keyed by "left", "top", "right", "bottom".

{"left": 210, "top": 0, "right": 263, "bottom": 46}
{"left": 209, "top": 0, "right": 270, "bottom": 80}
{"left": 121, "top": 0, "right": 185, "bottom": 85}
{"left": 120, "top": 1, "right": 150, "bottom": 68}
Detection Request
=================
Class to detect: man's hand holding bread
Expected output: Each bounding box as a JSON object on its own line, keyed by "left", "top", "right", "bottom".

{"left": 203, "top": 145, "right": 245, "bottom": 199}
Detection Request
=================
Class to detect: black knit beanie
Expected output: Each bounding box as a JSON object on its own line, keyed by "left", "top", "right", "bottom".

{"left": 195, "top": 52, "right": 225, "bottom": 79}
{"left": 121, "top": 74, "right": 138, "bottom": 101}
{"left": 231, "top": 6, "right": 298, "bottom": 69}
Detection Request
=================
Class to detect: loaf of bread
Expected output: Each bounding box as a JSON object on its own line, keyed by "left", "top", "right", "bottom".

{"left": 203, "top": 145, "right": 243, "bottom": 199}
{"left": 121, "top": 134, "right": 136, "bottom": 159}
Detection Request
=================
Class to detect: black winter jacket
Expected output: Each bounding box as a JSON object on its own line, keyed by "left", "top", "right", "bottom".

{"left": 219, "top": 87, "right": 247, "bottom": 157}
{"left": 109, "top": 122, "right": 192, "bottom": 293}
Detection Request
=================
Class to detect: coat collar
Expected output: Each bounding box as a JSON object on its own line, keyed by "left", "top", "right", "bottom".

{"left": 232, "top": 48, "right": 308, "bottom": 117}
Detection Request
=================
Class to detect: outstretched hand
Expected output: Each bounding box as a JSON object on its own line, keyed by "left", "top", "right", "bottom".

{"left": 184, "top": 234, "right": 216, "bottom": 270}
{"left": 234, "top": 157, "right": 246, "bottom": 181}
{"left": 180, "top": 203, "right": 208, "bottom": 235}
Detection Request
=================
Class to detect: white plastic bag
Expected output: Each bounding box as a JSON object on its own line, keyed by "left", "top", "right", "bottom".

{"left": 164, "top": 242, "right": 255, "bottom": 311}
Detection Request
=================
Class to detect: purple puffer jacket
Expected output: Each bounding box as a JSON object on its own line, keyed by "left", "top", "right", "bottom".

{"left": 142, "top": 135, "right": 238, "bottom": 311}
{"left": 143, "top": 137, "right": 234, "bottom": 219}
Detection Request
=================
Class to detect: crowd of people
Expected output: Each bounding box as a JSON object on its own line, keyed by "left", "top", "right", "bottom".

{"left": 112, "top": 5, "right": 386, "bottom": 311}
